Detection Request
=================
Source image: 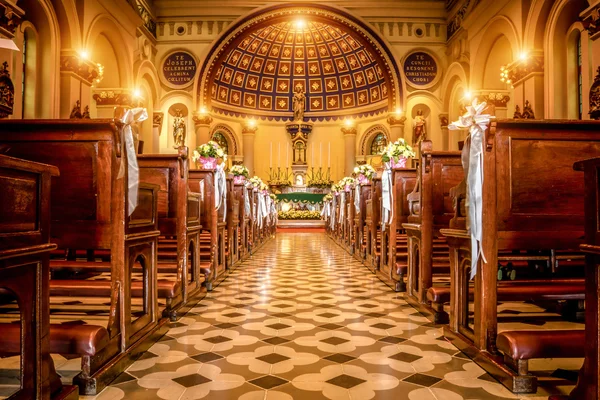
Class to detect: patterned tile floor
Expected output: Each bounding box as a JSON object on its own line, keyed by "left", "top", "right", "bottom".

{"left": 81, "top": 233, "right": 576, "bottom": 400}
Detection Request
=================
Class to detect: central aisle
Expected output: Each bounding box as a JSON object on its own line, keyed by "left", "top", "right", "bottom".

{"left": 88, "top": 233, "right": 526, "bottom": 400}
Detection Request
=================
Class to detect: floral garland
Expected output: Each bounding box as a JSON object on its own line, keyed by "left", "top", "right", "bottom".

{"left": 192, "top": 141, "right": 227, "bottom": 166}
{"left": 230, "top": 164, "right": 249, "bottom": 178}
{"left": 380, "top": 138, "right": 415, "bottom": 163}
{"left": 278, "top": 210, "right": 322, "bottom": 220}
{"left": 339, "top": 177, "right": 356, "bottom": 191}
{"left": 248, "top": 176, "right": 264, "bottom": 188}
{"left": 323, "top": 194, "right": 333, "bottom": 202}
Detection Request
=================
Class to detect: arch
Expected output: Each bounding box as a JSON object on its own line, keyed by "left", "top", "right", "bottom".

{"left": 471, "top": 16, "right": 519, "bottom": 90}
{"left": 210, "top": 123, "right": 239, "bottom": 155}
{"left": 19, "top": 21, "right": 38, "bottom": 119}
{"left": 359, "top": 124, "right": 390, "bottom": 155}
{"left": 135, "top": 60, "right": 161, "bottom": 107}
{"left": 53, "top": 0, "right": 81, "bottom": 50}
{"left": 544, "top": 0, "right": 588, "bottom": 118}
{"left": 524, "top": 0, "right": 555, "bottom": 51}
{"left": 85, "top": 14, "right": 133, "bottom": 88}
{"left": 440, "top": 61, "right": 470, "bottom": 111}
{"left": 19, "top": 0, "right": 60, "bottom": 117}
{"left": 195, "top": 3, "right": 404, "bottom": 120}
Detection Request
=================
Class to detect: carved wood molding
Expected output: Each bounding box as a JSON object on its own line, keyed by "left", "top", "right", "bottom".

{"left": 60, "top": 53, "right": 102, "bottom": 85}
{"left": 0, "top": 61, "right": 14, "bottom": 118}
{"left": 92, "top": 90, "right": 139, "bottom": 107}
{"left": 502, "top": 52, "right": 543, "bottom": 86}
{"left": 0, "top": 1, "right": 23, "bottom": 39}
{"left": 581, "top": 6, "right": 600, "bottom": 36}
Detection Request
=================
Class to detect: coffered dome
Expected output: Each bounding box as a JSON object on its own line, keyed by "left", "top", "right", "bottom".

{"left": 199, "top": 5, "right": 402, "bottom": 121}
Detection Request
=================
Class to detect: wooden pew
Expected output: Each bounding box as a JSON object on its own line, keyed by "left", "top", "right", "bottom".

{"left": 440, "top": 119, "right": 597, "bottom": 393}
{"left": 403, "top": 141, "right": 462, "bottom": 318}
{"left": 188, "top": 169, "right": 226, "bottom": 291}
{"left": 547, "top": 157, "right": 600, "bottom": 400}
{"left": 233, "top": 181, "right": 250, "bottom": 261}
{"left": 0, "top": 119, "right": 163, "bottom": 395}
{"left": 364, "top": 174, "right": 382, "bottom": 271}
{"left": 137, "top": 148, "right": 203, "bottom": 320}
{"left": 380, "top": 166, "right": 417, "bottom": 292}
{"left": 225, "top": 176, "right": 241, "bottom": 267}
{"left": 353, "top": 183, "right": 371, "bottom": 261}
{"left": 0, "top": 155, "right": 78, "bottom": 400}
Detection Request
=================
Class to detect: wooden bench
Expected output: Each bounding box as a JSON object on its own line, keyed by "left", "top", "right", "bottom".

{"left": 188, "top": 169, "right": 226, "bottom": 291}
{"left": 552, "top": 157, "right": 600, "bottom": 400}
{"left": 401, "top": 141, "right": 462, "bottom": 316}
{"left": 233, "top": 180, "right": 250, "bottom": 261}
{"left": 365, "top": 174, "right": 382, "bottom": 271}
{"left": 440, "top": 119, "right": 599, "bottom": 393}
{"left": 0, "top": 154, "right": 79, "bottom": 400}
{"left": 138, "top": 147, "right": 203, "bottom": 320}
{"left": 226, "top": 175, "right": 241, "bottom": 267}
{"left": 0, "top": 119, "right": 163, "bottom": 395}
{"left": 353, "top": 183, "right": 371, "bottom": 261}
{"left": 380, "top": 166, "right": 417, "bottom": 292}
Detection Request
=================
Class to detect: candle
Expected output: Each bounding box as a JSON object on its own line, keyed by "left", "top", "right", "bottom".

{"left": 270, "top": 142, "right": 273, "bottom": 168}
{"left": 278, "top": 142, "right": 281, "bottom": 167}
{"left": 328, "top": 142, "right": 331, "bottom": 167}
{"left": 320, "top": 142, "right": 322, "bottom": 167}
{"left": 286, "top": 145, "right": 289, "bottom": 166}
{"left": 311, "top": 143, "right": 314, "bottom": 165}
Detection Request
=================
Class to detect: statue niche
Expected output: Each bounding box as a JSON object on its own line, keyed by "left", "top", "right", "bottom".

{"left": 412, "top": 109, "right": 427, "bottom": 148}
{"left": 293, "top": 141, "right": 306, "bottom": 164}
{"left": 172, "top": 109, "right": 186, "bottom": 148}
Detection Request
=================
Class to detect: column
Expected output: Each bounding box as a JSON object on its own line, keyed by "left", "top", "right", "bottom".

{"left": 439, "top": 113, "right": 449, "bottom": 150}
{"left": 342, "top": 126, "right": 357, "bottom": 176}
{"left": 242, "top": 123, "right": 258, "bottom": 176}
{"left": 387, "top": 113, "right": 407, "bottom": 142}
{"left": 192, "top": 114, "right": 212, "bottom": 150}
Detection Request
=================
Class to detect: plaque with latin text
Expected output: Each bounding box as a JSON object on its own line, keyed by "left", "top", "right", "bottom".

{"left": 403, "top": 52, "right": 438, "bottom": 87}
{"left": 163, "top": 51, "right": 197, "bottom": 86}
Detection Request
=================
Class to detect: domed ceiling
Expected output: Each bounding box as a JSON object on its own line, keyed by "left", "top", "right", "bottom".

{"left": 199, "top": 6, "right": 402, "bottom": 121}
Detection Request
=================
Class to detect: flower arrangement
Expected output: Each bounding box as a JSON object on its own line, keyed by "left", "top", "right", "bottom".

{"left": 230, "top": 164, "right": 249, "bottom": 184}
{"left": 278, "top": 210, "right": 322, "bottom": 220}
{"left": 353, "top": 164, "right": 376, "bottom": 184}
{"left": 307, "top": 178, "right": 333, "bottom": 189}
{"left": 269, "top": 193, "right": 277, "bottom": 201}
{"left": 380, "top": 138, "right": 415, "bottom": 168}
{"left": 339, "top": 177, "right": 356, "bottom": 192}
{"left": 331, "top": 183, "right": 343, "bottom": 193}
{"left": 192, "top": 141, "right": 227, "bottom": 169}
{"left": 248, "top": 176, "right": 264, "bottom": 188}
{"left": 323, "top": 194, "right": 333, "bottom": 202}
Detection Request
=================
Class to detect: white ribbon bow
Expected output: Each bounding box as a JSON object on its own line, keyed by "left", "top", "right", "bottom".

{"left": 448, "top": 99, "right": 491, "bottom": 280}
{"left": 117, "top": 107, "right": 147, "bottom": 216}
{"left": 381, "top": 166, "right": 393, "bottom": 231}
{"left": 354, "top": 185, "right": 360, "bottom": 213}
{"left": 321, "top": 201, "right": 330, "bottom": 218}
{"left": 214, "top": 164, "right": 227, "bottom": 222}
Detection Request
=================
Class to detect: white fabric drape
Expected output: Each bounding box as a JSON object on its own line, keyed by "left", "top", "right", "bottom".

{"left": 214, "top": 165, "right": 227, "bottom": 222}
{"left": 381, "top": 166, "right": 393, "bottom": 231}
{"left": 448, "top": 100, "right": 491, "bottom": 279}
{"left": 338, "top": 192, "right": 346, "bottom": 223}
{"left": 354, "top": 185, "right": 360, "bottom": 213}
{"left": 117, "top": 107, "right": 148, "bottom": 216}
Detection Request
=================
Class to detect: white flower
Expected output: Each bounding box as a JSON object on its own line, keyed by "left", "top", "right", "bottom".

{"left": 353, "top": 167, "right": 359, "bottom": 174}
{"left": 216, "top": 149, "right": 224, "bottom": 157}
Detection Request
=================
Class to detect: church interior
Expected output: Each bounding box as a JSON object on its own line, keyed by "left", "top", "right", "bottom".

{"left": 0, "top": 0, "right": 600, "bottom": 399}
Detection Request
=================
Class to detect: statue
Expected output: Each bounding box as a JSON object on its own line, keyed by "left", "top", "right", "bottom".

{"left": 292, "top": 87, "right": 306, "bottom": 121}
{"left": 513, "top": 105, "right": 522, "bottom": 119}
{"left": 70, "top": 100, "right": 82, "bottom": 119}
{"left": 295, "top": 174, "right": 304, "bottom": 186}
{"left": 412, "top": 109, "right": 427, "bottom": 148}
{"left": 522, "top": 100, "right": 535, "bottom": 119}
{"left": 172, "top": 109, "right": 186, "bottom": 148}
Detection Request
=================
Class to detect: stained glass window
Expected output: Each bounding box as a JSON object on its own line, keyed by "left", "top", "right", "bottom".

{"left": 212, "top": 132, "right": 229, "bottom": 155}
{"left": 370, "top": 133, "right": 387, "bottom": 155}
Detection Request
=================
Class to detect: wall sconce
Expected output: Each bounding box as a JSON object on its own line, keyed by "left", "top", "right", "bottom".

{"left": 344, "top": 118, "right": 354, "bottom": 128}
{"left": 247, "top": 118, "right": 256, "bottom": 128}
{"left": 78, "top": 50, "right": 90, "bottom": 60}
{"left": 199, "top": 106, "right": 208, "bottom": 115}
{"left": 395, "top": 107, "right": 402, "bottom": 116}
{"left": 133, "top": 88, "right": 142, "bottom": 98}
{"left": 463, "top": 91, "right": 472, "bottom": 101}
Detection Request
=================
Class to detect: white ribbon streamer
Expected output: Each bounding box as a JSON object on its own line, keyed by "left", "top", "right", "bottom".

{"left": 448, "top": 100, "right": 491, "bottom": 280}
{"left": 354, "top": 185, "right": 360, "bottom": 213}
{"left": 330, "top": 194, "right": 337, "bottom": 229}
{"left": 381, "top": 166, "right": 393, "bottom": 231}
{"left": 244, "top": 187, "right": 251, "bottom": 216}
{"left": 117, "top": 107, "right": 147, "bottom": 216}
{"left": 321, "top": 201, "right": 330, "bottom": 218}
{"left": 339, "top": 192, "right": 346, "bottom": 223}
{"left": 214, "top": 165, "right": 227, "bottom": 222}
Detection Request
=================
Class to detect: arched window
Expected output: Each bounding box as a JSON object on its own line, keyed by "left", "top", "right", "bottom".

{"left": 212, "top": 131, "right": 229, "bottom": 155}
{"left": 370, "top": 132, "right": 387, "bottom": 155}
